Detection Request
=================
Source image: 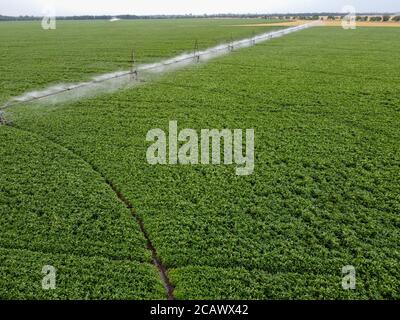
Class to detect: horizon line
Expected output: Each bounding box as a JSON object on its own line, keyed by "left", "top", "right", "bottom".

{"left": 1, "top": 12, "right": 399, "bottom": 18}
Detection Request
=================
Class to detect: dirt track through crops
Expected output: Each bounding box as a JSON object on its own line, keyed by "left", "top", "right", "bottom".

{"left": 6, "top": 122, "right": 175, "bottom": 300}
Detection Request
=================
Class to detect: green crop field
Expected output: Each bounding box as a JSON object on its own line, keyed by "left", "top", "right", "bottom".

{"left": 0, "top": 19, "right": 399, "bottom": 300}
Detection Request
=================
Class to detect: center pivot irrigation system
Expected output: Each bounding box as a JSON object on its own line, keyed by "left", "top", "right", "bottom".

{"left": 0, "top": 21, "right": 321, "bottom": 120}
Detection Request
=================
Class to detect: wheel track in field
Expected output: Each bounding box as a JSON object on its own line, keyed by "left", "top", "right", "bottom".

{"left": 4, "top": 123, "right": 174, "bottom": 300}
{"left": 105, "top": 178, "right": 174, "bottom": 300}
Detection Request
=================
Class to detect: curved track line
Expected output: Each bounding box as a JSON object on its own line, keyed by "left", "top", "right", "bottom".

{"left": 5, "top": 123, "right": 174, "bottom": 300}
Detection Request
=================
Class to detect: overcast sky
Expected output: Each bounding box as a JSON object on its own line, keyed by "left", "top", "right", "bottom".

{"left": 2, "top": 0, "right": 400, "bottom": 16}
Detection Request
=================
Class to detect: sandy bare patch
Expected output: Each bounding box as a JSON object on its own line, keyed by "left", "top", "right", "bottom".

{"left": 228, "top": 20, "right": 400, "bottom": 28}
{"left": 323, "top": 20, "right": 400, "bottom": 27}
{"left": 227, "top": 21, "right": 309, "bottom": 27}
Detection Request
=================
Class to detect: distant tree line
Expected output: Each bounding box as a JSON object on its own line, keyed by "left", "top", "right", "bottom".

{"left": 1, "top": 13, "right": 399, "bottom": 22}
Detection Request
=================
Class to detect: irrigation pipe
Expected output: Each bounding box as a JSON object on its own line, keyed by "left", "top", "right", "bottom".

{"left": 0, "top": 21, "right": 321, "bottom": 110}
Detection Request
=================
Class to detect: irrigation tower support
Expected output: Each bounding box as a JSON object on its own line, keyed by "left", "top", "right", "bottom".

{"left": 130, "top": 49, "right": 138, "bottom": 81}
{"left": 194, "top": 40, "right": 200, "bottom": 63}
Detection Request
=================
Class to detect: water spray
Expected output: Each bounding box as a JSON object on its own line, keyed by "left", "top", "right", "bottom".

{"left": 0, "top": 110, "right": 6, "bottom": 125}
